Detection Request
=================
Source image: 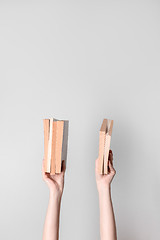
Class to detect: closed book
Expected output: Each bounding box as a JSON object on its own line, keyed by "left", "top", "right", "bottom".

{"left": 98, "top": 119, "right": 108, "bottom": 174}
{"left": 104, "top": 119, "right": 113, "bottom": 174}
{"left": 43, "top": 119, "right": 50, "bottom": 172}
{"left": 43, "top": 118, "right": 69, "bottom": 174}
{"left": 98, "top": 119, "right": 113, "bottom": 174}
{"left": 50, "top": 120, "right": 57, "bottom": 175}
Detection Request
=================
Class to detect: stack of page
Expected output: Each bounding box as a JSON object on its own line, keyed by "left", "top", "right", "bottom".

{"left": 98, "top": 118, "right": 113, "bottom": 174}
{"left": 43, "top": 118, "right": 69, "bottom": 174}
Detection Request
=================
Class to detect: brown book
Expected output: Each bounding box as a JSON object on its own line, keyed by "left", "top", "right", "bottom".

{"left": 55, "top": 121, "right": 64, "bottom": 173}
{"left": 43, "top": 119, "right": 50, "bottom": 172}
{"left": 104, "top": 119, "right": 113, "bottom": 174}
{"left": 50, "top": 120, "right": 57, "bottom": 175}
{"left": 47, "top": 118, "right": 53, "bottom": 173}
{"left": 98, "top": 119, "right": 108, "bottom": 174}
{"left": 43, "top": 118, "right": 69, "bottom": 174}
{"left": 98, "top": 119, "right": 113, "bottom": 174}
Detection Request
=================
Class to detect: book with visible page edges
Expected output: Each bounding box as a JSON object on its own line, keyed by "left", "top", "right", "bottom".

{"left": 98, "top": 119, "right": 113, "bottom": 174}
{"left": 43, "top": 118, "right": 69, "bottom": 174}
{"left": 55, "top": 121, "right": 64, "bottom": 173}
{"left": 43, "top": 119, "right": 50, "bottom": 172}
{"left": 103, "top": 119, "right": 113, "bottom": 174}
{"left": 50, "top": 121, "right": 57, "bottom": 175}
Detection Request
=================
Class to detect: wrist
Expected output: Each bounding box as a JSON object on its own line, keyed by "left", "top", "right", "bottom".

{"left": 49, "top": 190, "right": 62, "bottom": 202}
{"left": 97, "top": 184, "right": 111, "bottom": 197}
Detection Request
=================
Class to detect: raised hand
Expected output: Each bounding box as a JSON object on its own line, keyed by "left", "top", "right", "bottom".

{"left": 42, "top": 160, "right": 66, "bottom": 198}
{"left": 95, "top": 150, "right": 117, "bottom": 240}
{"left": 95, "top": 150, "right": 116, "bottom": 193}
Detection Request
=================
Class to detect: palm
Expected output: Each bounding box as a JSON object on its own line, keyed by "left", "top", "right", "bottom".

{"left": 96, "top": 150, "right": 116, "bottom": 189}
{"left": 42, "top": 160, "right": 66, "bottom": 195}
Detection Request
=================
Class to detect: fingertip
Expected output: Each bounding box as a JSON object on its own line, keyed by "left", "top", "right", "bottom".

{"left": 109, "top": 150, "right": 113, "bottom": 157}
{"left": 61, "top": 160, "right": 66, "bottom": 172}
{"left": 42, "top": 159, "right": 45, "bottom": 169}
{"left": 109, "top": 160, "right": 116, "bottom": 173}
{"left": 42, "top": 162, "right": 45, "bottom": 174}
{"left": 109, "top": 159, "right": 113, "bottom": 168}
{"left": 95, "top": 157, "right": 99, "bottom": 170}
{"left": 95, "top": 157, "right": 99, "bottom": 164}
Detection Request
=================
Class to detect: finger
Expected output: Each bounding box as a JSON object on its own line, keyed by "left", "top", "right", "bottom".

{"left": 45, "top": 172, "right": 51, "bottom": 178}
{"left": 109, "top": 149, "right": 113, "bottom": 154}
{"left": 44, "top": 176, "right": 53, "bottom": 185}
{"left": 108, "top": 160, "right": 116, "bottom": 174}
{"left": 42, "top": 160, "right": 50, "bottom": 180}
{"left": 42, "top": 160, "right": 46, "bottom": 178}
{"left": 108, "top": 151, "right": 113, "bottom": 165}
{"left": 42, "top": 159, "right": 45, "bottom": 170}
{"left": 95, "top": 158, "right": 103, "bottom": 179}
{"left": 109, "top": 149, "right": 113, "bottom": 157}
{"left": 95, "top": 158, "right": 99, "bottom": 173}
{"left": 109, "top": 149, "right": 113, "bottom": 158}
{"left": 61, "top": 160, "right": 66, "bottom": 173}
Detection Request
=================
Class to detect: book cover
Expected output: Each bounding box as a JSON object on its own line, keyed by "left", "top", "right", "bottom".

{"left": 98, "top": 119, "right": 108, "bottom": 174}
{"left": 43, "top": 119, "right": 50, "bottom": 172}
{"left": 104, "top": 119, "right": 113, "bottom": 174}
{"left": 43, "top": 117, "right": 68, "bottom": 174}
{"left": 98, "top": 118, "right": 113, "bottom": 174}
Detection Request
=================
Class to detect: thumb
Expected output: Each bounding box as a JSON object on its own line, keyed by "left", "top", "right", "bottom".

{"left": 108, "top": 160, "right": 116, "bottom": 175}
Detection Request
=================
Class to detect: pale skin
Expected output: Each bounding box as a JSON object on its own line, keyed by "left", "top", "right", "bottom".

{"left": 42, "top": 150, "right": 117, "bottom": 240}
{"left": 42, "top": 160, "right": 66, "bottom": 240}
{"left": 96, "top": 150, "right": 117, "bottom": 240}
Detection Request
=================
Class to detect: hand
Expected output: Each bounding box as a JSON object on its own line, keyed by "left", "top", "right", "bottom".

{"left": 42, "top": 160, "right": 66, "bottom": 198}
{"left": 95, "top": 150, "right": 116, "bottom": 193}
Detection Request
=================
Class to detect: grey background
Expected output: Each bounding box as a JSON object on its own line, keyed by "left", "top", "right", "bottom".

{"left": 0, "top": 1, "right": 160, "bottom": 239}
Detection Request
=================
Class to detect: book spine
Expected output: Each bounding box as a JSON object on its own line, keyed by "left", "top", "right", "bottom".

{"left": 55, "top": 121, "right": 64, "bottom": 173}
{"left": 43, "top": 119, "right": 50, "bottom": 172}
{"left": 47, "top": 118, "right": 53, "bottom": 173}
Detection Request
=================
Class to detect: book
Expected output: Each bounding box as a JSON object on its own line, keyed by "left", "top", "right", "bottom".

{"left": 43, "top": 119, "right": 50, "bottom": 172}
{"left": 50, "top": 121, "right": 57, "bottom": 175}
{"left": 98, "top": 119, "right": 113, "bottom": 174}
{"left": 55, "top": 121, "right": 64, "bottom": 173}
{"left": 47, "top": 118, "right": 53, "bottom": 172}
{"left": 43, "top": 118, "right": 69, "bottom": 174}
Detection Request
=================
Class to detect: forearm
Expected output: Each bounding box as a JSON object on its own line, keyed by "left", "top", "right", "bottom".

{"left": 99, "top": 186, "right": 117, "bottom": 240}
{"left": 43, "top": 192, "right": 62, "bottom": 240}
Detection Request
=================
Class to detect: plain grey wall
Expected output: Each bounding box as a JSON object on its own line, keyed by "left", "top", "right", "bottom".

{"left": 0, "top": 1, "right": 160, "bottom": 239}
